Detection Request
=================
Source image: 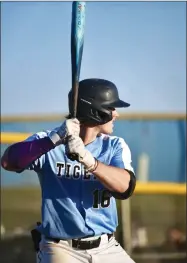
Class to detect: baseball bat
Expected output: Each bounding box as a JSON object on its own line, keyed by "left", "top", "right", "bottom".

{"left": 68, "top": 2, "right": 86, "bottom": 161}
{"left": 71, "top": 1, "right": 86, "bottom": 118}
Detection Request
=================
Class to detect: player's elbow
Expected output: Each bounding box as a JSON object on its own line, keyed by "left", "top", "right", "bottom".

{"left": 1, "top": 157, "right": 20, "bottom": 172}
{"left": 119, "top": 169, "right": 131, "bottom": 193}
{"left": 111, "top": 170, "right": 136, "bottom": 200}
{"left": 1, "top": 157, "right": 8, "bottom": 170}
{"left": 1, "top": 157, "right": 13, "bottom": 171}
{"left": 1, "top": 147, "right": 9, "bottom": 168}
{"left": 118, "top": 181, "right": 130, "bottom": 194}
{"left": 1, "top": 154, "right": 12, "bottom": 171}
{"left": 111, "top": 170, "right": 131, "bottom": 194}
{"left": 123, "top": 181, "right": 131, "bottom": 193}
{"left": 1, "top": 146, "right": 17, "bottom": 172}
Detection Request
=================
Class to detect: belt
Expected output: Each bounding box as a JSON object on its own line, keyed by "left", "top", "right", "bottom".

{"left": 46, "top": 233, "right": 113, "bottom": 250}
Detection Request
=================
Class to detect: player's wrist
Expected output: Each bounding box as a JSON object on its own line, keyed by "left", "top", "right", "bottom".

{"left": 87, "top": 158, "right": 99, "bottom": 173}
{"left": 48, "top": 130, "right": 66, "bottom": 146}
{"left": 79, "top": 150, "right": 97, "bottom": 171}
{"left": 48, "top": 131, "right": 61, "bottom": 146}
{"left": 49, "top": 121, "right": 70, "bottom": 146}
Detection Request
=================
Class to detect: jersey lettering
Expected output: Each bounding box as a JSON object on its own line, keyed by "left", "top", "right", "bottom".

{"left": 73, "top": 165, "right": 81, "bottom": 179}
{"left": 56, "top": 162, "right": 65, "bottom": 177}
{"left": 65, "top": 164, "right": 71, "bottom": 179}
{"left": 82, "top": 168, "right": 91, "bottom": 180}
{"left": 56, "top": 162, "right": 97, "bottom": 181}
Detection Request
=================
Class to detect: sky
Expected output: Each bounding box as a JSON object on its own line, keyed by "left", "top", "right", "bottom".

{"left": 1, "top": 1, "right": 186, "bottom": 116}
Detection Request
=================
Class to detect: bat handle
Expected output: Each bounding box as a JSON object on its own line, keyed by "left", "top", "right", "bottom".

{"left": 71, "top": 81, "right": 79, "bottom": 118}
{"left": 67, "top": 153, "right": 79, "bottom": 161}
{"left": 66, "top": 135, "right": 79, "bottom": 161}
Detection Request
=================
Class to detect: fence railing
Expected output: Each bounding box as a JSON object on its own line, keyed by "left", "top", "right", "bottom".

{"left": 1, "top": 112, "right": 186, "bottom": 122}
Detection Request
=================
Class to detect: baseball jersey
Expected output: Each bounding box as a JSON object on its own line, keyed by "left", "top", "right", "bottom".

{"left": 25, "top": 130, "right": 134, "bottom": 240}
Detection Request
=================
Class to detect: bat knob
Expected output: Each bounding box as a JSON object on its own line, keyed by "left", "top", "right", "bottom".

{"left": 67, "top": 153, "right": 79, "bottom": 161}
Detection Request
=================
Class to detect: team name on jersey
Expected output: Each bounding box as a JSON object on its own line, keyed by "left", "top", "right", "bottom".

{"left": 56, "top": 162, "right": 97, "bottom": 181}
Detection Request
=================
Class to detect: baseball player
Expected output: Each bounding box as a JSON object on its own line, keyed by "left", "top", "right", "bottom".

{"left": 1, "top": 78, "right": 136, "bottom": 263}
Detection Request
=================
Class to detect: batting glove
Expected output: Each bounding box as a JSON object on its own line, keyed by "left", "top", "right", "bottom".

{"left": 49, "top": 118, "right": 80, "bottom": 146}
{"left": 65, "top": 135, "right": 97, "bottom": 171}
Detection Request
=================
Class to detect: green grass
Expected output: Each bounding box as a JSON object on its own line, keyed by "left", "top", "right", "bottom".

{"left": 1, "top": 187, "right": 41, "bottom": 231}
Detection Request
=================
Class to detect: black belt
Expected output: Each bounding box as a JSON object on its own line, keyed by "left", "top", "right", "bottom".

{"left": 46, "top": 233, "right": 113, "bottom": 250}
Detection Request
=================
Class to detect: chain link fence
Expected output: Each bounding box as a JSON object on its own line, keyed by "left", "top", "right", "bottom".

{"left": 117, "top": 194, "right": 186, "bottom": 263}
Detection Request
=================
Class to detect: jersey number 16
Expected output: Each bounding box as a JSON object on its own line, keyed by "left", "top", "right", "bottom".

{"left": 92, "top": 189, "right": 111, "bottom": 209}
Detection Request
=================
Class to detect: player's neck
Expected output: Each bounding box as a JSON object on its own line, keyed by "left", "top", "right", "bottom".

{"left": 79, "top": 126, "right": 99, "bottom": 145}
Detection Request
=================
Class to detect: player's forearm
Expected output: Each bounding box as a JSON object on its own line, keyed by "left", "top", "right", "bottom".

{"left": 1, "top": 137, "right": 55, "bottom": 171}
{"left": 93, "top": 161, "right": 131, "bottom": 193}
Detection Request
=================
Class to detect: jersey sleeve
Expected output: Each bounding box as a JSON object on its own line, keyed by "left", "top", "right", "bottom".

{"left": 24, "top": 131, "right": 48, "bottom": 171}
{"left": 110, "top": 137, "right": 134, "bottom": 174}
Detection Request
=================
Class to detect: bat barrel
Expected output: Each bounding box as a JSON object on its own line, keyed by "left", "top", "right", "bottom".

{"left": 71, "top": 1, "right": 86, "bottom": 118}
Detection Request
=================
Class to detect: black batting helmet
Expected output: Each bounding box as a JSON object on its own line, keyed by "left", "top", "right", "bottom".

{"left": 68, "top": 78, "right": 130, "bottom": 125}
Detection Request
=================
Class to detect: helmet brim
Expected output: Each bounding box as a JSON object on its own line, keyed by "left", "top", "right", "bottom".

{"left": 103, "top": 99, "right": 130, "bottom": 108}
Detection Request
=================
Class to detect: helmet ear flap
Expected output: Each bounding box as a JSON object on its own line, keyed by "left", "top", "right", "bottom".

{"left": 90, "top": 103, "right": 113, "bottom": 124}
{"left": 77, "top": 99, "right": 113, "bottom": 125}
{"left": 97, "top": 110, "right": 113, "bottom": 124}
{"left": 89, "top": 108, "right": 111, "bottom": 124}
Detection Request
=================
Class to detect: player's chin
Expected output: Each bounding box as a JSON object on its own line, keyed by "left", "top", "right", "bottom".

{"left": 103, "top": 127, "right": 113, "bottom": 135}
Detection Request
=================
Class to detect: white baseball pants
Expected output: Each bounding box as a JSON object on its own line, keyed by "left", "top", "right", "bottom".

{"left": 37, "top": 234, "right": 136, "bottom": 263}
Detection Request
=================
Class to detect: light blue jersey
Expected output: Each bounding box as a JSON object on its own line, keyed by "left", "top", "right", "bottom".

{"left": 26, "top": 131, "right": 134, "bottom": 240}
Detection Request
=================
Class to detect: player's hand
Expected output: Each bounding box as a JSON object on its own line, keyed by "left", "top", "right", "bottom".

{"left": 49, "top": 118, "right": 80, "bottom": 146}
{"left": 65, "top": 135, "right": 96, "bottom": 171}
{"left": 58, "top": 118, "right": 80, "bottom": 138}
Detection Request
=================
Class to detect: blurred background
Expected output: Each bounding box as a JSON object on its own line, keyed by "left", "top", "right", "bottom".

{"left": 1, "top": 1, "right": 186, "bottom": 263}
